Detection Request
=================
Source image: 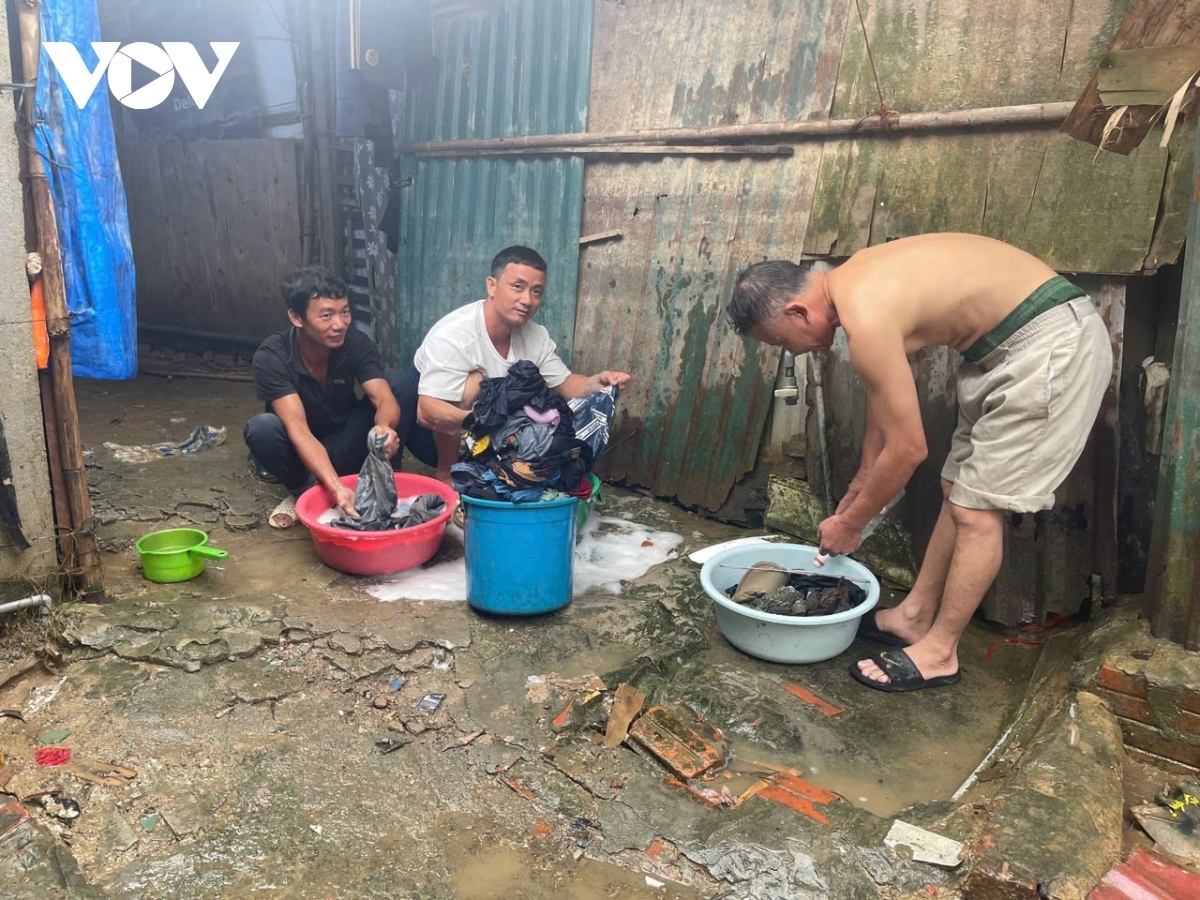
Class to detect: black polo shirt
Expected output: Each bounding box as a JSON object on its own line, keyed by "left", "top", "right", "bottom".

{"left": 252, "top": 327, "right": 385, "bottom": 438}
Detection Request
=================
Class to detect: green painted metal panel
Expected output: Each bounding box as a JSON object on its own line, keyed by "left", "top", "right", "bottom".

{"left": 1150, "top": 116, "right": 1200, "bottom": 649}
{"left": 573, "top": 0, "right": 848, "bottom": 510}
{"left": 396, "top": 0, "right": 592, "bottom": 369}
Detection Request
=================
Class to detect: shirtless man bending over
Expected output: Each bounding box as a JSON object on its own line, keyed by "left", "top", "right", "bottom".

{"left": 729, "top": 233, "right": 1111, "bottom": 692}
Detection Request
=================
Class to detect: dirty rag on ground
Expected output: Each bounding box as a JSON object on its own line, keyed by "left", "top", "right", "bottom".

{"left": 104, "top": 425, "right": 227, "bottom": 463}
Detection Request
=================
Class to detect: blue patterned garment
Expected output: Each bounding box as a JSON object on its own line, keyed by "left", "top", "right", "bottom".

{"left": 568, "top": 385, "right": 619, "bottom": 461}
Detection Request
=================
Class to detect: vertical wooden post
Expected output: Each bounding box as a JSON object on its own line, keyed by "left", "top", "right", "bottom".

{"left": 309, "top": 0, "right": 337, "bottom": 269}
{"left": 285, "top": 0, "right": 337, "bottom": 267}
{"left": 1149, "top": 115, "right": 1200, "bottom": 649}
{"left": 16, "top": 0, "right": 104, "bottom": 599}
{"left": 38, "top": 369, "right": 74, "bottom": 567}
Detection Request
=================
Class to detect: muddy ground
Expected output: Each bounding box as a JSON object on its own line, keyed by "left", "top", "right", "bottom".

{"left": 0, "top": 375, "right": 1043, "bottom": 899}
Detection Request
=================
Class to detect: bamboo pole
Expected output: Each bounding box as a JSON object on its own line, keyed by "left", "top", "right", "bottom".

{"left": 284, "top": 0, "right": 317, "bottom": 263}
{"left": 401, "top": 101, "right": 1077, "bottom": 157}
{"left": 17, "top": 0, "right": 104, "bottom": 600}
{"left": 37, "top": 369, "right": 74, "bottom": 569}
{"left": 138, "top": 367, "right": 255, "bottom": 383}
{"left": 415, "top": 144, "right": 797, "bottom": 159}
{"left": 307, "top": 0, "right": 336, "bottom": 267}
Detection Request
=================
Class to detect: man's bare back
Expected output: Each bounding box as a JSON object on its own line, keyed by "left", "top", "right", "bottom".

{"left": 828, "top": 233, "right": 1059, "bottom": 355}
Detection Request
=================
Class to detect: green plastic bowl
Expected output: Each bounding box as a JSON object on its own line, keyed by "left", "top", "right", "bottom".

{"left": 574, "top": 474, "right": 603, "bottom": 533}
{"left": 135, "top": 528, "right": 229, "bottom": 583}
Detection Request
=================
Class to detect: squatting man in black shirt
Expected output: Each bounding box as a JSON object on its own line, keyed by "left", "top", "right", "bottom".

{"left": 244, "top": 266, "right": 419, "bottom": 527}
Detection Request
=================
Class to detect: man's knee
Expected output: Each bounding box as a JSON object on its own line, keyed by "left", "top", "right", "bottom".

{"left": 948, "top": 501, "right": 1002, "bottom": 534}
{"left": 384, "top": 369, "right": 420, "bottom": 434}
{"left": 244, "top": 413, "right": 286, "bottom": 451}
{"left": 385, "top": 369, "right": 418, "bottom": 411}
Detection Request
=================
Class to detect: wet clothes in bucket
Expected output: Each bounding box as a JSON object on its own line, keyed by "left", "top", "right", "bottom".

{"left": 452, "top": 361, "right": 605, "bottom": 501}
{"left": 329, "top": 435, "right": 447, "bottom": 530}
{"left": 726, "top": 563, "right": 867, "bottom": 617}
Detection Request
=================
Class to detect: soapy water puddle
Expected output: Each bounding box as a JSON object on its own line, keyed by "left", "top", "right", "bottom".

{"left": 722, "top": 735, "right": 986, "bottom": 819}
{"left": 450, "top": 848, "right": 701, "bottom": 899}
{"left": 446, "top": 835, "right": 703, "bottom": 899}
{"left": 366, "top": 514, "right": 682, "bottom": 603}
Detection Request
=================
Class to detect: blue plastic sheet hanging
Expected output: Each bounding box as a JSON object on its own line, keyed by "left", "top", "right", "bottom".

{"left": 34, "top": 0, "right": 137, "bottom": 379}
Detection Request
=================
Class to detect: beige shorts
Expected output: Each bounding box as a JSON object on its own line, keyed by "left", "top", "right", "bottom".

{"left": 941, "top": 297, "right": 1112, "bottom": 512}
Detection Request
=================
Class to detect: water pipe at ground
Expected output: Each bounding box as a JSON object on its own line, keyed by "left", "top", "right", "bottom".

{"left": 773, "top": 351, "right": 800, "bottom": 405}
{"left": 806, "top": 352, "right": 833, "bottom": 515}
{"left": 0, "top": 593, "right": 53, "bottom": 618}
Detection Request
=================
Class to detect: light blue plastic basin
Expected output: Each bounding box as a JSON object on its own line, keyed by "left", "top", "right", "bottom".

{"left": 699, "top": 543, "right": 880, "bottom": 664}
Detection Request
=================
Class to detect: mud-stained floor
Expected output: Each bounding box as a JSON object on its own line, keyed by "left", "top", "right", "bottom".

{"left": 0, "top": 375, "right": 1043, "bottom": 899}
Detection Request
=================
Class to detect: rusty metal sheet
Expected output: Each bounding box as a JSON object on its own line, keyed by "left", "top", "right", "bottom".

{"left": 395, "top": 0, "right": 593, "bottom": 368}
{"left": 572, "top": 0, "right": 849, "bottom": 510}
{"left": 804, "top": 0, "right": 1186, "bottom": 274}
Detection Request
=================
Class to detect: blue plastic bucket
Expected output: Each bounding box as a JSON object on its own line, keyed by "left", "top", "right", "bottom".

{"left": 461, "top": 494, "right": 579, "bottom": 615}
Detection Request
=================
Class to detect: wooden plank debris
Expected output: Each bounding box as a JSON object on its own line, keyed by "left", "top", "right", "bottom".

{"left": 1061, "top": 0, "right": 1200, "bottom": 153}
{"left": 1098, "top": 46, "right": 1200, "bottom": 107}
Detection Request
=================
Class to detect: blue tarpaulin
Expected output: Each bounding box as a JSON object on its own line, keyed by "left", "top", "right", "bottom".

{"left": 34, "top": 0, "right": 137, "bottom": 379}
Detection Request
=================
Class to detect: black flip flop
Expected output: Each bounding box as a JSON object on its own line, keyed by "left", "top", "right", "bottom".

{"left": 849, "top": 648, "right": 962, "bottom": 693}
{"left": 855, "top": 610, "right": 910, "bottom": 648}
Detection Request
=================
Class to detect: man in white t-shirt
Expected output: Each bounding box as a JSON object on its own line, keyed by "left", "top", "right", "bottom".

{"left": 409, "top": 246, "right": 631, "bottom": 483}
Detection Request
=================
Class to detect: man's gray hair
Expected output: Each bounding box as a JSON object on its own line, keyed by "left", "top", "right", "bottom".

{"left": 728, "top": 259, "right": 832, "bottom": 336}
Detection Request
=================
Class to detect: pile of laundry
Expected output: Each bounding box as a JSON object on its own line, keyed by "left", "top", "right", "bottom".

{"left": 725, "top": 560, "right": 866, "bottom": 617}
{"left": 451, "top": 360, "right": 614, "bottom": 502}
{"left": 327, "top": 435, "right": 446, "bottom": 531}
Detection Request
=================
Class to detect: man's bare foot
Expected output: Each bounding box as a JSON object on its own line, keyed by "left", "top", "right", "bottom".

{"left": 856, "top": 636, "right": 958, "bottom": 684}
{"left": 872, "top": 605, "right": 933, "bottom": 645}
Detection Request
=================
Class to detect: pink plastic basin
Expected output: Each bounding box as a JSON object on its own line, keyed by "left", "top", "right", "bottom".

{"left": 294, "top": 473, "right": 458, "bottom": 576}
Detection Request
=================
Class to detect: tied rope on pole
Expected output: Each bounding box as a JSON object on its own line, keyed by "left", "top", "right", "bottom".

{"left": 853, "top": 0, "right": 897, "bottom": 126}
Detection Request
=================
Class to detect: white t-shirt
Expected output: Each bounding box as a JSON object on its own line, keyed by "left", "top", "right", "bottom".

{"left": 413, "top": 299, "right": 571, "bottom": 401}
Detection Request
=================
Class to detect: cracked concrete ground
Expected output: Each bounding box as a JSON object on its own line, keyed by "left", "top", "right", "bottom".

{"left": 0, "top": 376, "right": 1044, "bottom": 898}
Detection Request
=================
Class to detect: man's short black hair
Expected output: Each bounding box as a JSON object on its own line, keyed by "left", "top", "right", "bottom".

{"left": 728, "top": 259, "right": 826, "bottom": 336}
{"left": 490, "top": 246, "right": 547, "bottom": 278}
{"left": 282, "top": 266, "right": 348, "bottom": 318}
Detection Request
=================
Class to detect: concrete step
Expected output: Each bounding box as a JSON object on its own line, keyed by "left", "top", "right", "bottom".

{"left": 964, "top": 691, "right": 1126, "bottom": 899}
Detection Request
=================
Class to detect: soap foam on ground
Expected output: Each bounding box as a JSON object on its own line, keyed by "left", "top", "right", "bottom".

{"left": 366, "top": 513, "right": 681, "bottom": 603}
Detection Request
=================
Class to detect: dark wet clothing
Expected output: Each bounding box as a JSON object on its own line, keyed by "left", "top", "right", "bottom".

{"left": 729, "top": 573, "right": 866, "bottom": 617}
{"left": 452, "top": 361, "right": 594, "bottom": 501}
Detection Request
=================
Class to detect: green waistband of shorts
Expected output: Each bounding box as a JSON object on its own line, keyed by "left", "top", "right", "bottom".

{"left": 961, "top": 275, "right": 1085, "bottom": 364}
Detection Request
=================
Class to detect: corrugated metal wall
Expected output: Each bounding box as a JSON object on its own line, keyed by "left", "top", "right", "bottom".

{"left": 393, "top": 0, "right": 1185, "bottom": 534}
{"left": 804, "top": 0, "right": 1190, "bottom": 274}
{"left": 571, "top": 0, "right": 849, "bottom": 510}
{"left": 395, "top": 0, "right": 593, "bottom": 369}
{"left": 806, "top": 0, "right": 1143, "bottom": 622}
